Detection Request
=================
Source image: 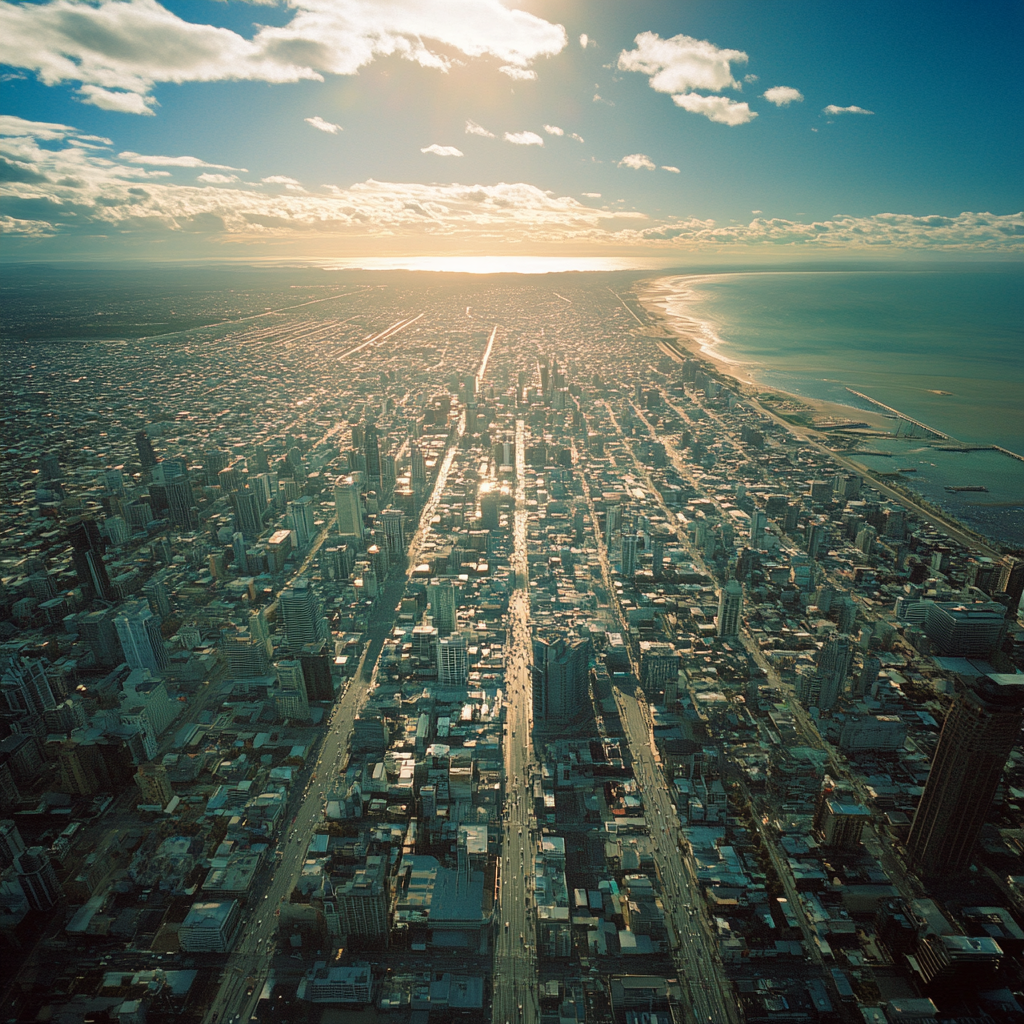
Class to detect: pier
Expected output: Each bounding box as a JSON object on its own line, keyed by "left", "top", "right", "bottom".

{"left": 845, "top": 388, "right": 952, "bottom": 441}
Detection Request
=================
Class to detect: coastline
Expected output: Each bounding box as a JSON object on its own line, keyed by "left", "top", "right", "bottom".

{"left": 636, "top": 274, "right": 895, "bottom": 433}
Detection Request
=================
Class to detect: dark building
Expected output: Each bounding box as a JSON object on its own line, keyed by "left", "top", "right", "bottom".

{"left": 67, "top": 517, "right": 113, "bottom": 602}
{"left": 907, "top": 674, "right": 1024, "bottom": 877}
{"left": 134, "top": 429, "right": 157, "bottom": 470}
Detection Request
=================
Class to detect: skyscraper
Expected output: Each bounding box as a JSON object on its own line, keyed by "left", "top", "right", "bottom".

{"left": 532, "top": 635, "right": 590, "bottom": 727}
{"left": 907, "top": 674, "right": 1024, "bottom": 877}
{"left": 716, "top": 580, "right": 743, "bottom": 637}
{"left": 334, "top": 475, "right": 363, "bottom": 546}
{"left": 379, "top": 509, "right": 406, "bottom": 558}
{"left": 813, "top": 633, "right": 854, "bottom": 711}
{"left": 134, "top": 429, "right": 157, "bottom": 470}
{"left": 620, "top": 533, "right": 638, "bottom": 578}
{"left": 15, "top": 848, "right": 63, "bottom": 910}
{"left": 274, "top": 659, "right": 310, "bottom": 721}
{"left": 363, "top": 421, "right": 382, "bottom": 490}
{"left": 279, "top": 578, "right": 329, "bottom": 650}
{"left": 67, "top": 517, "right": 113, "bottom": 602}
{"left": 1, "top": 656, "right": 63, "bottom": 716}
{"left": 113, "top": 601, "right": 170, "bottom": 673}
{"left": 427, "top": 579, "right": 457, "bottom": 636}
{"left": 437, "top": 634, "right": 468, "bottom": 686}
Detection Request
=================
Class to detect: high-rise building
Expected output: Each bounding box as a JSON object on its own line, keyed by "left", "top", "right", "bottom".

{"left": 334, "top": 476, "right": 363, "bottom": 545}
{"left": 749, "top": 510, "right": 767, "bottom": 549}
{"left": 222, "top": 630, "right": 271, "bottom": 678}
{"left": 1, "top": 656, "right": 63, "bottom": 716}
{"left": 813, "top": 633, "right": 854, "bottom": 711}
{"left": 274, "top": 659, "right": 310, "bottom": 721}
{"left": 279, "top": 578, "right": 329, "bottom": 650}
{"left": 378, "top": 509, "right": 406, "bottom": 559}
{"left": 142, "top": 576, "right": 172, "bottom": 619}
{"left": 134, "top": 430, "right": 157, "bottom": 470}
{"left": 907, "top": 674, "right": 1024, "bottom": 877}
{"left": 639, "top": 642, "right": 679, "bottom": 699}
{"left": 427, "top": 579, "right": 458, "bottom": 636}
{"left": 164, "top": 474, "right": 195, "bottom": 531}
{"left": 620, "top": 533, "right": 638, "bottom": 578}
{"left": 716, "top": 580, "right": 743, "bottom": 637}
{"left": 363, "top": 421, "right": 382, "bottom": 490}
{"left": 299, "top": 641, "right": 335, "bottom": 702}
{"left": 286, "top": 496, "right": 316, "bottom": 549}
{"left": 410, "top": 444, "right": 427, "bottom": 493}
{"left": 233, "top": 487, "right": 264, "bottom": 539}
{"left": 994, "top": 554, "right": 1024, "bottom": 609}
{"left": 0, "top": 819, "right": 26, "bottom": 869}
{"left": 14, "top": 847, "right": 63, "bottom": 910}
{"left": 333, "top": 854, "right": 389, "bottom": 941}
{"left": 923, "top": 602, "right": 1005, "bottom": 657}
{"left": 532, "top": 635, "right": 590, "bottom": 727}
{"left": 67, "top": 517, "right": 113, "bottom": 602}
{"left": 135, "top": 762, "right": 173, "bottom": 807}
{"left": 113, "top": 601, "right": 169, "bottom": 673}
{"left": 437, "top": 634, "right": 468, "bottom": 687}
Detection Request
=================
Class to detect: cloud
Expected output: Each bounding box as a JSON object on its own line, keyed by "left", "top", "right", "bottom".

{"left": 823, "top": 104, "right": 874, "bottom": 115}
{"left": 0, "top": 0, "right": 568, "bottom": 113}
{"left": 618, "top": 31, "right": 761, "bottom": 125}
{"left": 744, "top": 74, "right": 758, "bottom": 84}
{"left": 763, "top": 86, "right": 803, "bottom": 107}
{"left": 661, "top": 165, "right": 680, "bottom": 173}
{"left": 420, "top": 144, "right": 464, "bottom": 156}
{"left": 570, "top": 133, "right": 584, "bottom": 143}
{"left": 499, "top": 65, "right": 536, "bottom": 80}
{"left": 672, "top": 93, "right": 756, "bottom": 126}
{"left": 751, "top": 209, "right": 762, "bottom": 215}
{"left": 619, "top": 153, "right": 655, "bottom": 170}
{"left": 261, "top": 175, "right": 300, "bottom": 184}
{"left": 119, "top": 151, "right": 247, "bottom": 171}
{"left": 305, "top": 115, "right": 342, "bottom": 133}
{"left": 543, "top": 125, "right": 564, "bottom": 136}
{"left": 197, "top": 172, "right": 239, "bottom": 183}
{"left": 579, "top": 33, "right": 588, "bottom": 49}
{"left": 504, "top": 131, "right": 543, "bottom": 146}
{"left": 582, "top": 192, "right": 601, "bottom": 197}
{"left": 465, "top": 120, "right": 494, "bottom": 138}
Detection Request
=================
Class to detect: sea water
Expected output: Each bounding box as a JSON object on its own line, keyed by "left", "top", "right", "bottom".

{"left": 657, "top": 268, "right": 1024, "bottom": 546}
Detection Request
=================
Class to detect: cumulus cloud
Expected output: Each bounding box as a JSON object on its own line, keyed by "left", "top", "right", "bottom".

{"left": 543, "top": 125, "right": 564, "bottom": 135}
{"left": 824, "top": 104, "right": 874, "bottom": 115}
{"left": 262, "top": 175, "right": 300, "bottom": 185}
{"left": 582, "top": 192, "right": 601, "bottom": 197}
{"left": 579, "top": 33, "right": 588, "bottom": 48}
{"left": 0, "top": 0, "right": 568, "bottom": 113}
{"left": 420, "top": 144, "right": 464, "bottom": 156}
{"left": 762, "top": 86, "right": 803, "bottom": 107}
{"left": 504, "top": 131, "right": 543, "bottom": 146}
{"left": 619, "top": 153, "right": 655, "bottom": 170}
{"left": 305, "top": 115, "right": 342, "bottom": 133}
{"left": 618, "top": 31, "right": 759, "bottom": 125}
{"left": 4, "top": 116, "right": 1020, "bottom": 254}
{"left": 661, "top": 165, "right": 680, "bottom": 173}
{"left": 197, "top": 172, "right": 238, "bottom": 183}
{"left": 499, "top": 65, "right": 536, "bottom": 80}
{"left": 672, "top": 93, "right": 756, "bottom": 125}
{"left": 120, "top": 151, "right": 247, "bottom": 171}
{"left": 465, "top": 120, "right": 494, "bottom": 137}
{"left": 570, "top": 133, "right": 584, "bottom": 143}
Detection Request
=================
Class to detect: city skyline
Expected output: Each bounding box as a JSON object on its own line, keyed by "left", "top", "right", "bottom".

{"left": 1, "top": 0, "right": 1022, "bottom": 260}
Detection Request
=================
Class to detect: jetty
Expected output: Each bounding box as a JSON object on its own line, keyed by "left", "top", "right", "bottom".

{"left": 845, "top": 388, "right": 952, "bottom": 441}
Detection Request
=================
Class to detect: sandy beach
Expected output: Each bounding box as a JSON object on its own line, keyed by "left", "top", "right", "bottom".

{"left": 636, "top": 274, "right": 895, "bottom": 435}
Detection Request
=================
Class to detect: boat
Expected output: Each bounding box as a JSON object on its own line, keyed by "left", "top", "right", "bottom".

{"left": 944, "top": 485, "right": 988, "bottom": 492}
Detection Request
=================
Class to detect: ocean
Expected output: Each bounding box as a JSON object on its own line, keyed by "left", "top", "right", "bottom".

{"left": 646, "top": 267, "right": 1024, "bottom": 547}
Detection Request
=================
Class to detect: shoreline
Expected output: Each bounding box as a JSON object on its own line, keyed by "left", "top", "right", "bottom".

{"left": 636, "top": 275, "right": 895, "bottom": 433}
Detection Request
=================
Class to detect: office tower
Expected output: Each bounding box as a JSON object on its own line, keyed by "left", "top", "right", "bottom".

{"left": 650, "top": 534, "right": 665, "bottom": 579}
{"left": 0, "top": 819, "right": 26, "bottom": 869}
{"left": 427, "top": 579, "right": 457, "bottom": 636}
{"left": 113, "top": 601, "right": 170, "bottom": 673}
{"left": 285, "top": 496, "right": 315, "bottom": 549}
{"left": 233, "top": 488, "right": 263, "bottom": 539}
{"left": 883, "top": 508, "right": 906, "bottom": 540}
{"left": 134, "top": 430, "right": 157, "bottom": 470}
{"left": 367, "top": 542, "right": 389, "bottom": 584}
{"left": 274, "top": 659, "right": 310, "bottom": 721}
{"left": 923, "top": 602, "right": 1005, "bottom": 657}
{"left": 279, "top": 578, "right": 329, "bottom": 649}
{"left": 142, "top": 576, "right": 172, "bottom": 619}
{"left": 232, "top": 531, "right": 247, "bottom": 571}
{"left": 716, "top": 580, "right": 743, "bottom": 637}
{"left": 573, "top": 503, "right": 586, "bottom": 546}
{"left": 410, "top": 444, "right": 426, "bottom": 493}
{"left": 639, "top": 642, "right": 679, "bottom": 699}
{"left": 994, "top": 555, "right": 1024, "bottom": 608}
{"left": 363, "top": 421, "right": 382, "bottom": 490}
{"left": 907, "top": 675, "right": 1024, "bottom": 877}
{"left": 856, "top": 654, "right": 881, "bottom": 697}
{"left": 532, "top": 635, "right": 590, "bottom": 727}
{"left": 164, "top": 473, "right": 195, "bottom": 531}
{"left": 67, "top": 517, "right": 113, "bottom": 602}
{"left": 620, "top": 533, "right": 638, "bottom": 578}
{"left": 807, "top": 521, "right": 828, "bottom": 560}
{"left": 605, "top": 504, "right": 621, "bottom": 546}
{"left": 836, "top": 595, "right": 858, "bottom": 634}
{"left": 334, "top": 476, "right": 363, "bottom": 545}
{"left": 0, "top": 656, "right": 63, "bottom": 716}
{"left": 14, "top": 848, "right": 63, "bottom": 911}
{"left": 267, "top": 529, "right": 292, "bottom": 572}
{"left": 749, "top": 509, "right": 767, "bottom": 549}
{"left": 334, "top": 854, "right": 389, "bottom": 940}
{"left": 479, "top": 491, "right": 500, "bottom": 530}
{"left": 855, "top": 524, "right": 877, "bottom": 555}
{"left": 77, "top": 609, "right": 124, "bottom": 667}
{"left": 135, "top": 762, "right": 173, "bottom": 807}
{"left": 814, "top": 633, "right": 854, "bottom": 712}
{"left": 222, "top": 630, "right": 271, "bottom": 678}
{"left": 437, "top": 634, "right": 468, "bottom": 687}
{"left": 379, "top": 509, "right": 406, "bottom": 557}
{"left": 299, "top": 641, "right": 334, "bottom": 701}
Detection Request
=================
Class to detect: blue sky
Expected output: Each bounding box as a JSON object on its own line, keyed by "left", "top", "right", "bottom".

{"left": 1, "top": 0, "right": 1022, "bottom": 259}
